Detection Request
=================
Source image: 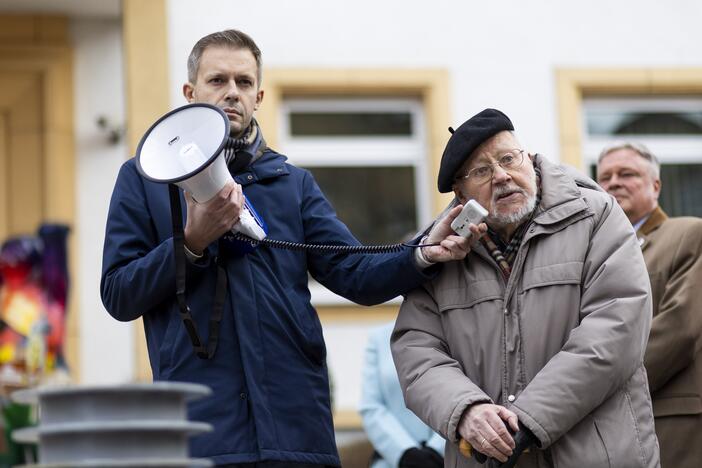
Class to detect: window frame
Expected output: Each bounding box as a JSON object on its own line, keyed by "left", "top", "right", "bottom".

{"left": 279, "top": 97, "right": 432, "bottom": 305}
{"left": 582, "top": 96, "right": 702, "bottom": 165}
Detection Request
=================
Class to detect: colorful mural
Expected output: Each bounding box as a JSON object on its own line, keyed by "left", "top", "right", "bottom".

{"left": 0, "top": 225, "right": 69, "bottom": 384}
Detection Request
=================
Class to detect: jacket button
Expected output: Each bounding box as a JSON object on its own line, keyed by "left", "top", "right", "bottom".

{"left": 240, "top": 392, "right": 247, "bottom": 400}
{"left": 507, "top": 394, "right": 516, "bottom": 402}
{"left": 247, "top": 175, "right": 253, "bottom": 181}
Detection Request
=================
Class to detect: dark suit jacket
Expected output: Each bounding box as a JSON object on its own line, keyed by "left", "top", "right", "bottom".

{"left": 638, "top": 207, "right": 702, "bottom": 467}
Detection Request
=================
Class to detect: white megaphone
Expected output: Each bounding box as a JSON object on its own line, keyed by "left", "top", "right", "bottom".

{"left": 136, "top": 103, "right": 266, "bottom": 241}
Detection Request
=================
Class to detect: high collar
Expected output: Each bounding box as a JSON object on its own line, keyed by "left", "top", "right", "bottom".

{"left": 637, "top": 206, "right": 667, "bottom": 236}
{"left": 233, "top": 150, "right": 290, "bottom": 187}
{"left": 530, "top": 154, "right": 593, "bottom": 227}
{"left": 243, "top": 120, "right": 266, "bottom": 154}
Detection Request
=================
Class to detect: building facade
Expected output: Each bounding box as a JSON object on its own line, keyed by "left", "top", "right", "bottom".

{"left": 1, "top": 0, "right": 701, "bottom": 429}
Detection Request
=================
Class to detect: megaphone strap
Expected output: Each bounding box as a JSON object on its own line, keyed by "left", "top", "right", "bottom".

{"left": 169, "top": 184, "right": 227, "bottom": 360}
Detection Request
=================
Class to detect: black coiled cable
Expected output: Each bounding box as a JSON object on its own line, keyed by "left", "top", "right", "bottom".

{"left": 231, "top": 232, "right": 440, "bottom": 254}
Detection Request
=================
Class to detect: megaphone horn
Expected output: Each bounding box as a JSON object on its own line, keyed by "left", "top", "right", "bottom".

{"left": 136, "top": 103, "right": 231, "bottom": 203}
{"left": 135, "top": 103, "right": 266, "bottom": 241}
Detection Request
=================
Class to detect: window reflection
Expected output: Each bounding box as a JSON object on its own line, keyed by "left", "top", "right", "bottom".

{"left": 586, "top": 111, "right": 702, "bottom": 135}
{"left": 306, "top": 166, "right": 417, "bottom": 244}
{"left": 290, "top": 112, "right": 413, "bottom": 136}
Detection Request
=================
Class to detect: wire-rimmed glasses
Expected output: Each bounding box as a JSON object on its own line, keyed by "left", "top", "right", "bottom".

{"left": 455, "top": 149, "right": 525, "bottom": 185}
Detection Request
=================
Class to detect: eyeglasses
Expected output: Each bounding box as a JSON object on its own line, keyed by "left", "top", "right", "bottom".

{"left": 455, "top": 149, "right": 525, "bottom": 185}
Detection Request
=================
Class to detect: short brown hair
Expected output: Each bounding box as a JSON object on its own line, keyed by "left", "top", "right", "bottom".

{"left": 187, "top": 29, "right": 262, "bottom": 85}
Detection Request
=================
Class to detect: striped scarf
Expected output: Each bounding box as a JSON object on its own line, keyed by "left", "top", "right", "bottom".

{"left": 224, "top": 119, "right": 260, "bottom": 173}
{"left": 481, "top": 166, "right": 542, "bottom": 280}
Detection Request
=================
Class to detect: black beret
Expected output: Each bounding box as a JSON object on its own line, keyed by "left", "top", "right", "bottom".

{"left": 437, "top": 108, "right": 514, "bottom": 193}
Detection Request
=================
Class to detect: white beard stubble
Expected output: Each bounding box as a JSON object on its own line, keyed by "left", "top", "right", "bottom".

{"left": 487, "top": 176, "right": 538, "bottom": 229}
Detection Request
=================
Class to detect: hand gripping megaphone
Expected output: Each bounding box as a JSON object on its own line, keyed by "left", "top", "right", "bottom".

{"left": 134, "top": 103, "right": 433, "bottom": 257}
{"left": 135, "top": 103, "right": 266, "bottom": 241}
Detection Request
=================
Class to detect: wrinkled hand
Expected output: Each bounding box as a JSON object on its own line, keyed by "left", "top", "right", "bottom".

{"left": 398, "top": 446, "right": 443, "bottom": 468}
{"left": 421, "top": 205, "right": 487, "bottom": 263}
{"left": 458, "top": 403, "right": 519, "bottom": 463}
{"left": 184, "top": 181, "right": 243, "bottom": 254}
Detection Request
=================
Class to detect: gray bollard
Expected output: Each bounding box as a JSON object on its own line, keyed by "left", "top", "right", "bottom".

{"left": 11, "top": 382, "right": 214, "bottom": 468}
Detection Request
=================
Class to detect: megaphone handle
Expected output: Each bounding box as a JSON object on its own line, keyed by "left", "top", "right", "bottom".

{"left": 231, "top": 201, "right": 266, "bottom": 241}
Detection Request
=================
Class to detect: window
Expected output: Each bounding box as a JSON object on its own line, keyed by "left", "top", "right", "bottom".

{"left": 280, "top": 97, "right": 431, "bottom": 304}
{"left": 583, "top": 97, "right": 702, "bottom": 217}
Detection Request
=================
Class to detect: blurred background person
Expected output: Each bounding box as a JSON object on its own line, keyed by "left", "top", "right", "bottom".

{"left": 597, "top": 142, "right": 702, "bottom": 468}
{"left": 360, "top": 322, "right": 445, "bottom": 468}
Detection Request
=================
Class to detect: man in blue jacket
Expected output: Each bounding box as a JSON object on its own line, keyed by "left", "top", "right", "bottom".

{"left": 101, "top": 29, "right": 481, "bottom": 467}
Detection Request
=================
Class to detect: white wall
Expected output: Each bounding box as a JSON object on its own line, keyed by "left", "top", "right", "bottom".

{"left": 72, "top": 18, "right": 134, "bottom": 384}
{"left": 167, "top": 0, "right": 702, "bottom": 157}
{"left": 164, "top": 0, "right": 702, "bottom": 418}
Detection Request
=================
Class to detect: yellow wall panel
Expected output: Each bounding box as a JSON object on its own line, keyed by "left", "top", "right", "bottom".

{"left": 0, "top": 14, "right": 78, "bottom": 379}
{"left": 0, "top": 16, "right": 37, "bottom": 42}
{"left": 7, "top": 131, "right": 43, "bottom": 235}
{"left": 0, "top": 116, "right": 7, "bottom": 241}
{"left": 122, "top": 0, "right": 169, "bottom": 382}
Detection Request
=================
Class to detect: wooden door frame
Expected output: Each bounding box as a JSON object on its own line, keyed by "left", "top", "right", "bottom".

{"left": 0, "top": 15, "right": 77, "bottom": 379}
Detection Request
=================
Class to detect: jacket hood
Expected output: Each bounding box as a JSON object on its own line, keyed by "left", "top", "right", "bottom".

{"left": 530, "top": 155, "right": 597, "bottom": 228}
{"left": 535, "top": 154, "right": 603, "bottom": 197}
{"left": 559, "top": 162, "right": 603, "bottom": 193}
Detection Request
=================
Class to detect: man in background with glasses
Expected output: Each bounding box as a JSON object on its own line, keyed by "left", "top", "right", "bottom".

{"left": 597, "top": 142, "right": 702, "bottom": 468}
{"left": 392, "top": 109, "right": 660, "bottom": 467}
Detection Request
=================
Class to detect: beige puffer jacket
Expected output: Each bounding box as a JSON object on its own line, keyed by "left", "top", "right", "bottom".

{"left": 392, "top": 155, "right": 660, "bottom": 468}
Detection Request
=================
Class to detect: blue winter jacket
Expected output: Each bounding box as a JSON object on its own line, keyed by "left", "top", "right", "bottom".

{"left": 100, "top": 148, "right": 439, "bottom": 466}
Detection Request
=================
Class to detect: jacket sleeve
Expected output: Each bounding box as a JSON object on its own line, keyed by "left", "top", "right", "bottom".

{"left": 100, "top": 161, "right": 209, "bottom": 322}
{"left": 510, "top": 196, "right": 652, "bottom": 448}
{"left": 360, "top": 329, "right": 419, "bottom": 466}
{"left": 644, "top": 220, "right": 702, "bottom": 392}
{"left": 300, "top": 170, "right": 439, "bottom": 305}
{"left": 391, "top": 286, "right": 492, "bottom": 443}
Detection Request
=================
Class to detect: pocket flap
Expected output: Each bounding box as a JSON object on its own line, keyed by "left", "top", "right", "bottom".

{"left": 436, "top": 278, "right": 503, "bottom": 312}
{"left": 653, "top": 395, "right": 702, "bottom": 417}
{"left": 521, "top": 261, "right": 583, "bottom": 291}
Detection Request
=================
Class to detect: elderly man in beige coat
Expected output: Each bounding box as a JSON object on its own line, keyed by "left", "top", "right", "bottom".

{"left": 597, "top": 142, "right": 702, "bottom": 468}
{"left": 392, "top": 109, "right": 660, "bottom": 468}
